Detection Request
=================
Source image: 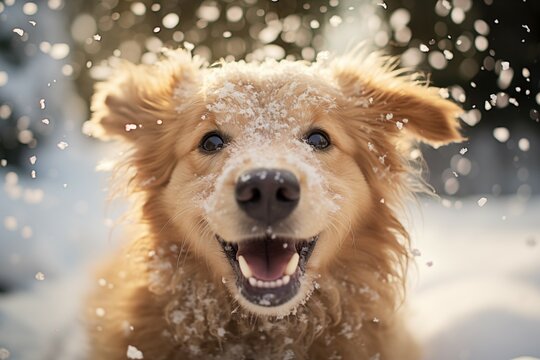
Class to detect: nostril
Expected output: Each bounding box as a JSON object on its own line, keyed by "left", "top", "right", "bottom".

{"left": 276, "top": 187, "right": 299, "bottom": 202}
{"left": 236, "top": 186, "right": 261, "bottom": 203}
{"left": 250, "top": 188, "right": 261, "bottom": 202}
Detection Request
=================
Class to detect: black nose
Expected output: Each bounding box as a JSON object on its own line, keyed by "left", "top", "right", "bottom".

{"left": 235, "top": 168, "right": 300, "bottom": 225}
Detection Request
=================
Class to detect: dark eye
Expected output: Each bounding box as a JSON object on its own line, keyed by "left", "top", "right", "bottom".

{"left": 200, "top": 132, "right": 225, "bottom": 153}
{"left": 305, "top": 131, "right": 330, "bottom": 150}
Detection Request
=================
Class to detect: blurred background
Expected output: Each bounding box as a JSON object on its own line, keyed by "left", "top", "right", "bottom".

{"left": 0, "top": 1, "right": 539, "bottom": 359}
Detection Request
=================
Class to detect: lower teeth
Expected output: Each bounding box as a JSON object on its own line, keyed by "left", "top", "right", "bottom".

{"left": 248, "top": 275, "right": 291, "bottom": 288}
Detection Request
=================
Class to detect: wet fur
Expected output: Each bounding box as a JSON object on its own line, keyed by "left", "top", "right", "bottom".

{"left": 85, "top": 49, "right": 462, "bottom": 359}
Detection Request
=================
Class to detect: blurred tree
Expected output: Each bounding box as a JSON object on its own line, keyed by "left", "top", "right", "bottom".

{"left": 0, "top": 10, "right": 34, "bottom": 167}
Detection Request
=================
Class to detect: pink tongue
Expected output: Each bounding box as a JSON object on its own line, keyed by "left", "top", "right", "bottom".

{"left": 237, "top": 240, "right": 295, "bottom": 281}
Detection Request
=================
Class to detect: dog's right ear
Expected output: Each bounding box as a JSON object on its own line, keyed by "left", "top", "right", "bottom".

{"left": 330, "top": 50, "right": 464, "bottom": 147}
{"left": 83, "top": 50, "right": 201, "bottom": 142}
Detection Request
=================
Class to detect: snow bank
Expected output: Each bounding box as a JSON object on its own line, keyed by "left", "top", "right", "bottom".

{"left": 1, "top": 193, "right": 539, "bottom": 359}
{"left": 409, "top": 197, "right": 540, "bottom": 360}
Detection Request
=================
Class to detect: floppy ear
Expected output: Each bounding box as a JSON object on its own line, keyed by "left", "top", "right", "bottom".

{"left": 83, "top": 49, "right": 201, "bottom": 142}
{"left": 331, "top": 51, "right": 464, "bottom": 147}
{"left": 83, "top": 50, "right": 203, "bottom": 190}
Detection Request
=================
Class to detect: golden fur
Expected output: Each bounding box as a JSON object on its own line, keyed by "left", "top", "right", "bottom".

{"left": 84, "top": 49, "right": 463, "bottom": 360}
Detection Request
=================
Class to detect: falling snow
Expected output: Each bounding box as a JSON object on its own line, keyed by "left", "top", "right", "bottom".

{"left": 477, "top": 197, "right": 488, "bottom": 207}
{"left": 12, "top": 28, "right": 24, "bottom": 36}
{"left": 518, "top": 138, "right": 530, "bottom": 152}
{"left": 127, "top": 345, "right": 144, "bottom": 359}
{"left": 34, "top": 272, "right": 45, "bottom": 281}
{"left": 493, "top": 127, "right": 510, "bottom": 143}
{"left": 0, "top": 1, "right": 539, "bottom": 359}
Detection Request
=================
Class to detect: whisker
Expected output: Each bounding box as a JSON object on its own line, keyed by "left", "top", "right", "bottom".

{"left": 176, "top": 218, "right": 208, "bottom": 269}
{"left": 159, "top": 205, "right": 195, "bottom": 235}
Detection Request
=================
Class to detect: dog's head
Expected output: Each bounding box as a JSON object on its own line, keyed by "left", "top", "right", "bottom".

{"left": 86, "top": 50, "right": 462, "bottom": 316}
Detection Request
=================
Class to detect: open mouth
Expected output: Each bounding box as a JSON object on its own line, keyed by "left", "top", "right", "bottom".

{"left": 217, "top": 235, "right": 319, "bottom": 308}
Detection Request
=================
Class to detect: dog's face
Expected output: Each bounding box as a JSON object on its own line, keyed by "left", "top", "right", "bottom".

{"left": 163, "top": 63, "right": 371, "bottom": 315}
{"left": 86, "top": 50, "right": 462, "bottom": 316}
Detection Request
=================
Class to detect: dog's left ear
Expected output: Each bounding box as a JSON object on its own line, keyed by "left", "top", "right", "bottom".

{"left": 83, "top": 49, "right": 201, "bottom": 142}
{"left": 331, "top": 52, "right": 464, "bottom": 147}
{"left": 83, "top": 50, "right": 203, "bottom": 190}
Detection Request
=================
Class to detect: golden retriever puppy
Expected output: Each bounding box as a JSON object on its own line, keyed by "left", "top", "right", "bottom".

{"left": 84, "top": 49, "right": 462, "bottom": 360}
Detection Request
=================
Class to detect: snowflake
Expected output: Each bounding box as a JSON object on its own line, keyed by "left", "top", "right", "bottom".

{"left": 127, "top": 345, "right": 144, "bottom": 359}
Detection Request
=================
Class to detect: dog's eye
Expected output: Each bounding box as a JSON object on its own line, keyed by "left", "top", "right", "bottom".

{"left": 305, "top": 131, "right": 330, "bottom": 150}
{"left": 200, "top": 133, "right": 225, "bottom": 153}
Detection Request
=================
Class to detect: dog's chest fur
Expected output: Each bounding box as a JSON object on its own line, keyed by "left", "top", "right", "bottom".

{"left": 88, "top": 238, "right": 408, "bottom": 360}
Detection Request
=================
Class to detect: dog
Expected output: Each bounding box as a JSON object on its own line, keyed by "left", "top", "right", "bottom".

{"left": 83, "top": 48, "right": 463, "bottom": 359}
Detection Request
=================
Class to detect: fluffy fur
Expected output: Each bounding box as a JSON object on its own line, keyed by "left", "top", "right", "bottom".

{"left": 84, "top": 49, "right": 463, "bottom": 360}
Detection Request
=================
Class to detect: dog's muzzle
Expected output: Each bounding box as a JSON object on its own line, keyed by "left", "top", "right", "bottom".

{"left": 217, "top": 167, "right": 319, "bottom": 308}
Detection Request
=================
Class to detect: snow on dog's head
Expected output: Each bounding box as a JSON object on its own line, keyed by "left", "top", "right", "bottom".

{"left": 85, "top": 48, "right": 463, "bottom": 317}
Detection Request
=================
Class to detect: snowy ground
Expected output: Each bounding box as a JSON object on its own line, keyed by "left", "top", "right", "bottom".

{"left": 1, "top": 194, "right": 538, "bottom": 360}
{"left": 408, "top": 197, "right": 540, "bottom": 360}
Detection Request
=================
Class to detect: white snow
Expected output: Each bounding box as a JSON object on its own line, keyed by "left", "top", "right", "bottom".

{"left": 0, "top": 272, "right": 90, "bottom": 360}
{"left": 518, "top": 138, "right": 530, "bottom": 152}
{"left": 56, "top": 141, "right": 69, "bottom": 150}
{"left": 493, "top": 127, "right": 510, "bottom": 142}
{"left": 127, "top": 345, "right": 144, "bottom": 359}
{"left": 0, "top": 196, "right": 538, "bottom": 359}
{"left": 34, "top": 272, "right": 45, "bottom": 281}
{"left": 477, "top": 197, "right": 488, "bottom": 207}
{"left": 409, "top": 197, "right": 540, "bottom": 359}
{"left": 0, "top": 348, "right": 10, "bottom": 360}
{"left": 0, "top": 3, "right": 538, "bottom": 357}
{"left": 12, "top": 28, "right": 24, "bottom": 36}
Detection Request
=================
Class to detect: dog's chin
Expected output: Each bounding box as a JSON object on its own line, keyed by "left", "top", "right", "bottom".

{"left": 234, "top": 273, "right": 315, "bottom": 317}
{"left": 217, "top": 234, "right": 319, "bottom": 316}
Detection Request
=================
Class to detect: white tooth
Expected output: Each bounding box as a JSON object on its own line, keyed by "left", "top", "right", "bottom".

{"left": 256, "top": 280, "right": 264, "bottom": 288}
{"left": 271, "top": 281, "right": 278, "bottom": 288}
{"left": 263, "top": 281, "right": 270, "bottom": 288}
{"left": 249, "top": 277, "right": 257, "bottom": 287}
{"left": 282, "top": 275, "right": 290, "bottom": 285}
{"left": 284, "top": 253, "right": 300, "bottom": 276}
{"left": 238, "top": 256, "right": 253, "bottom": 278}
{"left": 276, "top": 279, "right": 283, "bottom": 287}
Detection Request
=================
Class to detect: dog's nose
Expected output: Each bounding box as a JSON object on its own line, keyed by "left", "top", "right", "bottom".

{"left": 235, "top": 168, "right": 300, "bottom": 225}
